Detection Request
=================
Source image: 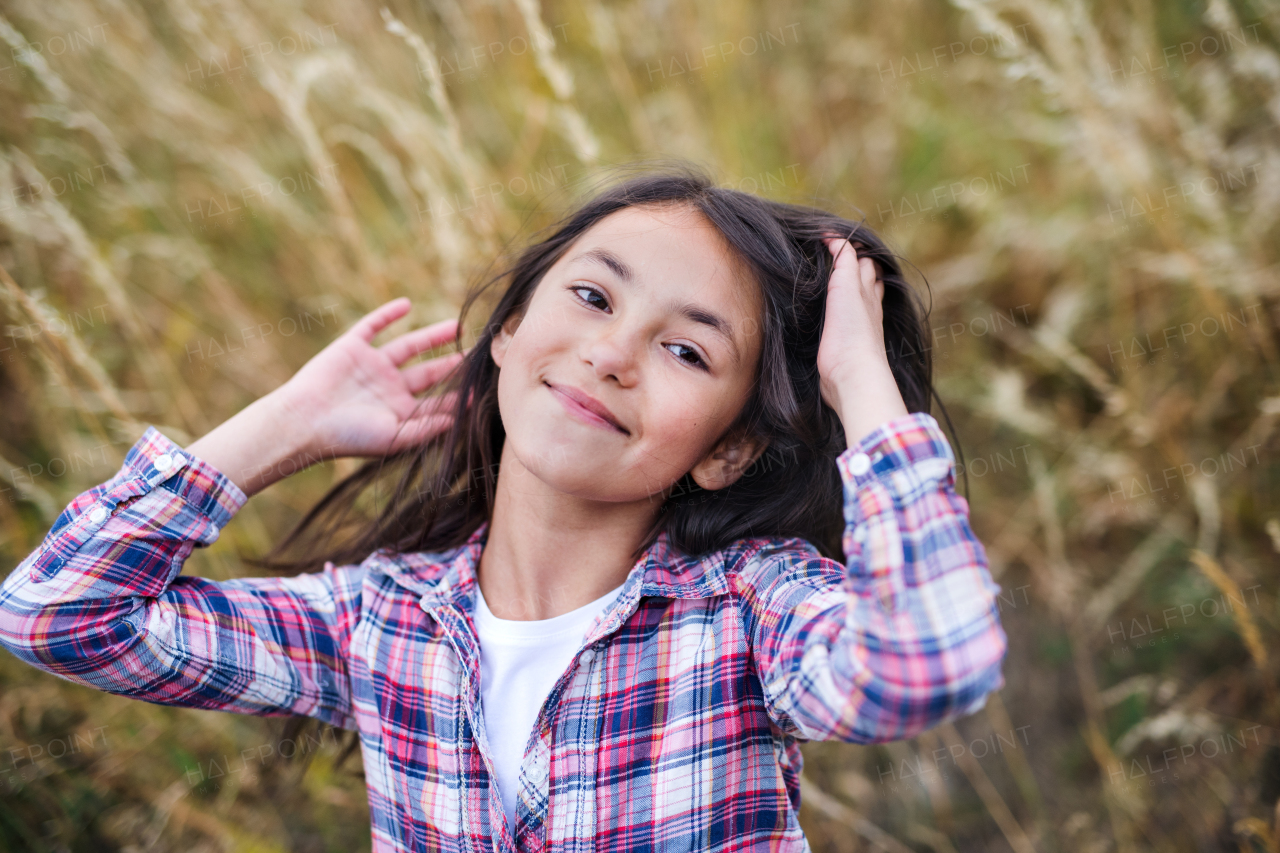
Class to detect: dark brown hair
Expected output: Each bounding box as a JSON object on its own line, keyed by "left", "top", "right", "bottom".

{"left": 260, "top": 164, "right": 952, "bottom": 572}
{"left": 263, "top": 162, "right": 962, "bottom": 766}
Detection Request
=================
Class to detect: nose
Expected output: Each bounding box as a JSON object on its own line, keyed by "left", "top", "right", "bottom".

{"left": 582, "top": 323, "right": 640, "bottom": 386}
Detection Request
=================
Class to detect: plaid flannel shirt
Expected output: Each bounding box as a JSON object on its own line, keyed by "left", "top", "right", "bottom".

{"left": 0, "top": 412, "right": 1007, "bottom": 852}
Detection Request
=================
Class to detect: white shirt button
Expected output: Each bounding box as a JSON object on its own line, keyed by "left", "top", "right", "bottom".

{"left": 88, "top": 506, "right": 107, "bottom": 523}
{"left": 153, "top": 454, "right": 173, "bottom": 472}
{"left": 848, "top": 452, "right": 872, "bottom": 476}
{"left": 580, "top": 648, "right": 595, "bottom": 666}
{"left": 207, "top": 523, "right": 219, "bottom": 538}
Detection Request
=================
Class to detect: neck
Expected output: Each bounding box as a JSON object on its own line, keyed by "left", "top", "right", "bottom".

{"left": 476, "top": 440, "right": 661, "bottom": 620}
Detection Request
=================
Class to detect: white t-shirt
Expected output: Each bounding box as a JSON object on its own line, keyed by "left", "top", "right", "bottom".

{"left": 474, "top": 580, "right": 626, "bottom": 834}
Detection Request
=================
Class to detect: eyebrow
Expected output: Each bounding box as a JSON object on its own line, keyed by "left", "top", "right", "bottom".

{"left": 575, "top": 248, "right": 635, "bottom": 284}
{"left": 677, "top": 304, "right": 741, "bottom": 365}
{"left": 572, "top": 247, "right": 743, "bottom": 366}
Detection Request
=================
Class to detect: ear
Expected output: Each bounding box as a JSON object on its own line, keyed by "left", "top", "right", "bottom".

{"left": 689, "top": 430, "right": 769, "bottom": 491}
{"left": 489, "top": 313, "right": 523, "bottom": 368}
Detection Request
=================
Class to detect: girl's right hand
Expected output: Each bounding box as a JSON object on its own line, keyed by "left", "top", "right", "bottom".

{"left": 274, "top": 297, "right": 465, "bottom": 460}
{"left": 188, "top": 298, "right": 465, "bottom": 496}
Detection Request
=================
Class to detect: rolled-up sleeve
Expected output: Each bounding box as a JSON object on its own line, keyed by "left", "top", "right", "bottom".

{"left": 0, "top": 426, "right": 360, "bottom": 729}
{"left": 735, "top": 412, "right": 1007, "bottom": 743}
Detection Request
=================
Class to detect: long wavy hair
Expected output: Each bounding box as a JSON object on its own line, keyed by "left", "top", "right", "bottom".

{"left": 260, "top": 163, "right": 963, "bottom": 768}
{"left": 258, "top": 164, "right": 957, "bottom": 574}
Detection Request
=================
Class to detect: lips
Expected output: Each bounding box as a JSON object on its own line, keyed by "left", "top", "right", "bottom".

{"left": 545, "top": 381, "right": 629, "bottom": 435}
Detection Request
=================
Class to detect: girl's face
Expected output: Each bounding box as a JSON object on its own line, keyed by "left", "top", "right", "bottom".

{"left": 490, "top": 204, "right": 766, "bottom": 504}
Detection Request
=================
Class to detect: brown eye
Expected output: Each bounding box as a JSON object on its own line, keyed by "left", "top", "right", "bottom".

{"left": 569, "top": 285, "right": 610, "bottom": 312}
{"left": 664, "top": 343, "right": 706, "bottom": 369}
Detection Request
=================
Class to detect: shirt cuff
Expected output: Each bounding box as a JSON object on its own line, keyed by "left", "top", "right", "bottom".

{"left": 836, "top": 412, "right": 958, "bottom": 612}
{"left": 836, "top": 412, "right": 956, "bottom": 506}
{"left": 121, "top": 427, "right": 248, "bottom": 528}
{"left": 30, "top": 427, "right": 247, "bottom": 582}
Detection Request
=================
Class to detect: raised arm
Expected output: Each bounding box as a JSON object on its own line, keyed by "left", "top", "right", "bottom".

{"left": 0, "top": 298, "right": 464, "bottom": 724}
{"left": 736, "top": 239, "right": 1007, "bottom": 743}
{"left": 0, "top": 430, "right": 365, "bottom": 724}
{"left": 736, "top": 412, "right": 1006, "bottom": 743}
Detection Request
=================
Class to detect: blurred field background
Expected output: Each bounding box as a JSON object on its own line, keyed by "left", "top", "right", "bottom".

{"left": 0, "top": 0, "right": 1277, "bottom": 850}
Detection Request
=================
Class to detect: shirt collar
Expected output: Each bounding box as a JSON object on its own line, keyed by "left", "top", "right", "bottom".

{"left": 366, "top": 521, "right": 749, "bottom": 609}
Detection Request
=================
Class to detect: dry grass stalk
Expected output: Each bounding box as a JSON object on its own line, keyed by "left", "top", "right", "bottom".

{"left": 0, "top": 0, "right": 1275, "bottom": 848}
{"left": 1189, "top": 549, "right": 1268, "bottom": 670}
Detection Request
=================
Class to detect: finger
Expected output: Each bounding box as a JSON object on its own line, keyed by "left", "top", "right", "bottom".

{"left": 382, "top": 318, "right": 461, "bottom": 366}
{"left": 408, "top": 390, "right": 461, "bottom": 417}
{"left": 350, "top": 297, "right": 412, "bottom": 343}
{"left": 823, "top": 237, "right": 859, "bottom": 272}
{"left": 858, "top": 257, "right": 877, "bottom": 291}
{"left": 403, "top": 353, "right": 466, "bottom": 394}
{"left": 388, "top": 412, "right": 456, "bottom": 452}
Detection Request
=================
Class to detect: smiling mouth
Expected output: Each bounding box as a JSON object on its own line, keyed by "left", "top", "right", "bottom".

{"left": 544, "top": 381, "right": 630, "bottom": 435}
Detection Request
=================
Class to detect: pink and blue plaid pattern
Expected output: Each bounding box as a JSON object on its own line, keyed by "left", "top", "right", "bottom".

{"left": 0, "top": 412, "right": 1007, "bottom": 852}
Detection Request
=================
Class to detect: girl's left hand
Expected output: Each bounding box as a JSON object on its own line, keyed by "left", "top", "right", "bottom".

{"left": 816, "top": 237, "right": 908, "bottom": 445}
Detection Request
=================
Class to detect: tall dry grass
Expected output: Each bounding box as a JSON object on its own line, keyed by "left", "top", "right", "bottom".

{"left": 0, "top": 0, "right": 1276, "bottom": 850}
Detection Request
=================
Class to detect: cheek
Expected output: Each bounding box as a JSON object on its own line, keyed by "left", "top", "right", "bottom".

{"left": 506, "top": 307, "right": 569, "bottom": 370}
{"left": 496, "top": 317, "right": 553, "bottom": 388}
{"left": 494, "top": 340, "right": 536, "bottom": 432}
{"left": 640, "top": 384, "right": 736, "bottom": 463}
{"left": 678, "top": 372, "right": 747, "bottom": 425}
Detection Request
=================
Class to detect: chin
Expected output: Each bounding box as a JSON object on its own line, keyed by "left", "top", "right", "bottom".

{"left": 512, "top": 440, "right": 652, "bottom": 502}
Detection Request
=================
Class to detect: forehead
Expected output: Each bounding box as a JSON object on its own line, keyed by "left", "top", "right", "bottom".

{"left": 561, "top": 204, "right": 760, "bottom": 316}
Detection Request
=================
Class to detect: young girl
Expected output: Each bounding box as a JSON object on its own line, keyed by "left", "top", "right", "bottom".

{"left": 0, "top": 169, "right": 1007, "bottom": 852}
